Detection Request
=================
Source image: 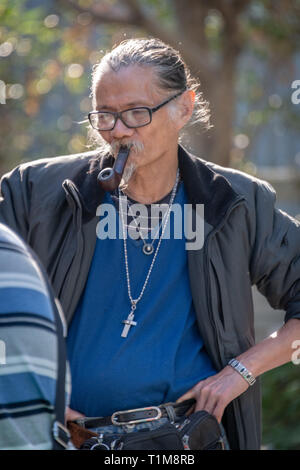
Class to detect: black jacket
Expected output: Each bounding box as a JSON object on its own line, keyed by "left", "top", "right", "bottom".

{"left": 0, "top": 145, "right": 299, "bottom": 449}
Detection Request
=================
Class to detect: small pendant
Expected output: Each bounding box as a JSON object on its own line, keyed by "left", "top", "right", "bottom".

{"left": 121, "top": 311, "right": 137, "bottom": 338}
{"left": 143, "top": 243, "right": 154, "bottom": 255}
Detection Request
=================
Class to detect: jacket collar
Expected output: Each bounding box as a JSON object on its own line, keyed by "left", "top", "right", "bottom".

{"left": 70, "top": 145, "right": 240, "bottom": 228}
{"left": 177, "top": 145, "right": 240, "bottom": 227}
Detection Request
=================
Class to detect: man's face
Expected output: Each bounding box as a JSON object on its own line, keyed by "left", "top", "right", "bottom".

{"left": 94, "top": 65, "right": 181, "bottom": 170}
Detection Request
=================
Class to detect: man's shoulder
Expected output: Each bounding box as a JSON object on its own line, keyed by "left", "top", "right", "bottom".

{"left": 1, "top": 150, "right": 102, "bottom": 201}
{"left": 17, "top": 149, "right": 100, "bottom": 176}
{"left": 197, "top": 156, "right": 276, "bottom": 203}
{"left": 182, "top": 146, "right": 276, "bottom": 204}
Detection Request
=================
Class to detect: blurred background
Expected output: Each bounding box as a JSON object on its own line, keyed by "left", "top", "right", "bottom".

{"left": 0, "top": 0, "right": 299, "bottom": 449}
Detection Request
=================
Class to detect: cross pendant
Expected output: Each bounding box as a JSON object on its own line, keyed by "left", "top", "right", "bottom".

{"left": 121, "top": 311, "right": 137, "bottom": 338}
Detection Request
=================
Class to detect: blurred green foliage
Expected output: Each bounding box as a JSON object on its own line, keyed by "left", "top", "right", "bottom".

{"left": 262, "top": 362, "right": 300, "bottom": 450}
{"left": 1, "top": 0, "right": 299, "bottom": 174}
{"left": 0, "top": 0, "right": 112, "bottom": 172}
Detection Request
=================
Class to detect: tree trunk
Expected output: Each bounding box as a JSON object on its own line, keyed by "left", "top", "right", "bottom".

{"left": 172, "top": 0, "right": 241, "bottom": 166}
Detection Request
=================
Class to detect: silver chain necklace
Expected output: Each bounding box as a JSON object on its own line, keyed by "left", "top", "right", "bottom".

{"left": 118, "top": 169, "right": 180, "bottom": 338}
{"left": 125, "top": 189, "right": 174, "bottom": 255}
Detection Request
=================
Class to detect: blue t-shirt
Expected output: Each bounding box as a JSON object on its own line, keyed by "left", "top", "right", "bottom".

{"left": 67, "top": 183, "right": 216, "bottom": 416}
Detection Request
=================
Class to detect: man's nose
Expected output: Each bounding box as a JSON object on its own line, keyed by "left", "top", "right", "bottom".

{"left": 110, "top": 117, "right": 134, "bottom": 139}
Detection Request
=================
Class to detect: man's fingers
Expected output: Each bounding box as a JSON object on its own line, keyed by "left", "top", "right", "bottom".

{"left": 176, "top": 390, "right": 195, "bottom": 404}
{"left": 177, "top": 385, "right": 226, "bottom": 423}
{"left": 211, "top": 401, "right": 225, "bottom": 423}
{"left": 184, "top": 404, "right": 195, "bottom": 416}
{"left": 198, "top": 391, "right": 226, "bottom": 423}
{"left": 176, "top": 388, "right": 199, "bottom": 415}
{"left": 65, "top": 406, "right": 85, "bottom": 422}
{"left": 193, "top": 384, "right": 211, "bottom": 412}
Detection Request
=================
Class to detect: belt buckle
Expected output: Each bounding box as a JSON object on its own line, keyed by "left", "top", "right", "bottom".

{"left": 111, "top": 406, "right": 162, "bottom": 426}
{"left": 52, "top": 420, "right": 70, "bottom": 449}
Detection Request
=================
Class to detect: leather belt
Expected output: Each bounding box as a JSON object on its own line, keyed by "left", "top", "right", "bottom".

{"left": 74, "top": 398, "right": 195, "bottom": 429}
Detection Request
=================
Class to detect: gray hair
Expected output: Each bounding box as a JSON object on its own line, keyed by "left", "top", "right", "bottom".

{"left": 87, "top": 38, "right": 211, "bottom": 151}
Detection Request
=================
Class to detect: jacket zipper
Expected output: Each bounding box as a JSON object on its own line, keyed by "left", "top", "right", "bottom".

{"left": 203, "top": 195, "right": 245, "bottom": 449}
{"left": 203, "top": 195, "right": 245, "bottom": 367}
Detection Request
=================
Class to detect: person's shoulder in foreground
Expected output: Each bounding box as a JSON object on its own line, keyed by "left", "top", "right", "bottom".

{"left": 0, "top": 222, "right": 71, "bottom": 450}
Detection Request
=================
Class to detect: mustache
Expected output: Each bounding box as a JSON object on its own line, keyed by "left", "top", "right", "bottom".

{"left": 86, "top": 129, "right": 144, "bottom": 158}
{"left": 110, "top": 139, "right": 144, "bottom": 157}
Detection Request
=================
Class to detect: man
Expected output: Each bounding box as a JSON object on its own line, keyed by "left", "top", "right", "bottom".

{"left": 0, "top": 222, "right": 71, "bottom": 449}
{"left": 0, "top": 38, "right": 299, "bottom": 450}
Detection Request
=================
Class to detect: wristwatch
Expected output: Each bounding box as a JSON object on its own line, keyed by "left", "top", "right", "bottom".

{"left": 228, "top": 358, "right": 256, "bottom": 386}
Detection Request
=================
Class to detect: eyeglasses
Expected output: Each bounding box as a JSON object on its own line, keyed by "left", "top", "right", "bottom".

{"left": 88, "top": 89, "right": 186, "bottom": 131}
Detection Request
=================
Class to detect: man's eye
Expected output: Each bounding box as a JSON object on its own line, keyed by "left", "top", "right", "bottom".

{"left": 132, "top": 109, "right": 147, "bottom": 117}
{"left": 98, "top": 113, "right": 111, "bottom": 121}
{"left": 125, "top": 109, "right": 149, "bottom": 123}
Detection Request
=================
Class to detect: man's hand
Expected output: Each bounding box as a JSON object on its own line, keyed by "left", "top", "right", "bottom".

{"left": 177, "top": 319, "right": 300, "bottom": 423}
{"left": 176, "top": 366, "right": 249, "bottom": 423}
{"left": 65, "top": 406, "right": 85, "bottom": 423}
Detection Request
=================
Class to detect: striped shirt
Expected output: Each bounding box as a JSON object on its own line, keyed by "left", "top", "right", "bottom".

{"left": 0, "top": 224, "right": 71, "bottom": 450}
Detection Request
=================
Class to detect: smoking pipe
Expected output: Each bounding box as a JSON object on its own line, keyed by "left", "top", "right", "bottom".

{"left": 97, "top": 145, "right": 131, "bottom": 192}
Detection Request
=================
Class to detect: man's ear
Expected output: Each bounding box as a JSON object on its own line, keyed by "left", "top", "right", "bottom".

{"left": 177, "top": 90, "right": 195, "bottom": 129}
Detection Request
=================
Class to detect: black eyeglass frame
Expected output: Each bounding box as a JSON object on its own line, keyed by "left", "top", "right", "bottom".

{"left": 88, "top": 88, "right": 186, "bottom": 131}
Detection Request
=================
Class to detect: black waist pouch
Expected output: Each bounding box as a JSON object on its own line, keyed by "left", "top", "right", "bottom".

{"left": 80, "top": 411, "right": 225, "bottom": 450}
{"left": 117, "top": 423, "right": 184, "bottom": 450}
{"left": 177, "top": 410, "right": 225, "bottom": 450}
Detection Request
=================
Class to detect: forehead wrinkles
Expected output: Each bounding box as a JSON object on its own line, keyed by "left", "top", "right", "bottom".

{"left": 93, "top": 65, "right": 166, "bottom": 109}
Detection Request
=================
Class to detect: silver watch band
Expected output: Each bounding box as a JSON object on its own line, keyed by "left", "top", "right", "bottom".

{"left": 228, "top": 359, "right": 256, "bottom": 386}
